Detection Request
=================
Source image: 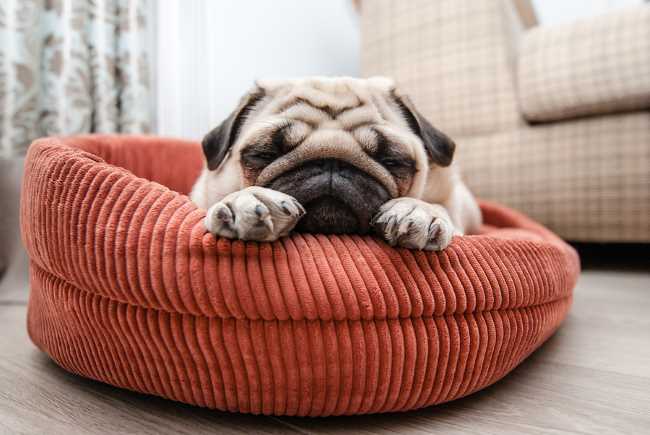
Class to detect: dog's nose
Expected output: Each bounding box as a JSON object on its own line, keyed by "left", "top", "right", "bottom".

{"left": 321, "top": 159, "right": 340, "bottom": 172}
{"left": 266, "top": 159, "right": 391, "bottom": 234}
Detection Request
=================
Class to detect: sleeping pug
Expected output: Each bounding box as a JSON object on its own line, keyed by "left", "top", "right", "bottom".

{"left": 191, "top": 77, "right": 481, "bottom": 250}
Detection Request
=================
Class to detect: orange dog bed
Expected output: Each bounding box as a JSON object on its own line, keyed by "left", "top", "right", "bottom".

{"left": 21, "top": 135, "right": 579, "bottom": 416}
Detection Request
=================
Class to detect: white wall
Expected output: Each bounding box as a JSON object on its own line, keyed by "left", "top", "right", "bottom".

{"left": 154, "top": 0, "right": 645, "bottom": 140}
{"left": 155, "top": 0, "right": 359, "bottom": 141}
{"left": 531, "top": 0, "right": 643, "bottom": 24}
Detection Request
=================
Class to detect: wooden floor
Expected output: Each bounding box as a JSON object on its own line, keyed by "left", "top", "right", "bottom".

{"left": 1, "top": 254, "right": 649, "bottom": 434}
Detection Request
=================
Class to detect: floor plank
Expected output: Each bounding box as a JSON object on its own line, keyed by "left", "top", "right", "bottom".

{"left": 536, "top": 271, "right": 650, "bottom": 378}
{"left": 1, "top": 269, "right": 649, "bottom": 434}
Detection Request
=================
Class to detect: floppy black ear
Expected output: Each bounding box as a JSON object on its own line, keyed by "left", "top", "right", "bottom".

{"left": 202, "top": 88, "right": 265, "bottom": 170}
{"left": 392, "top": 93, "right": 455, "bottom": 167}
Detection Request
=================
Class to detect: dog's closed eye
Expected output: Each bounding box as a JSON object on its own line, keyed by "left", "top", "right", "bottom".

{"left": 241, "top": 148, "right": 279, "bottom": 170}
{"left": 378, "top": 156, "right": 415, "bottom": 170}
{"left": 373, "top": 130, "right": 417, "bottom": 179}
{"left": 377, "top": 155, "right": 417, "bottom": 183}
{"left": 240, "top": 126, "right": 288, "bottom": 170}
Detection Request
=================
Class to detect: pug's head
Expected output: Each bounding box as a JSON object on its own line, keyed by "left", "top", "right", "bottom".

{"left": 202, "top": 77, "right": 455, "bottom": 234}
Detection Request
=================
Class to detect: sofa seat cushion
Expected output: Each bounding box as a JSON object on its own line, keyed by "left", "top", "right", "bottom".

{"left": 518, "top": 6, "right": 650, "bottom": 122}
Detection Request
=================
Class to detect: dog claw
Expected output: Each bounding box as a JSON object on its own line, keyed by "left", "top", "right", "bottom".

{"left": 255, "top": 204, "right": 265, "bottom": 218}
{"left": 295, "top": 201, "right": 306, "bottom": 217}
{"left": 280, "top": 201, "right": 292, "bottom": 216}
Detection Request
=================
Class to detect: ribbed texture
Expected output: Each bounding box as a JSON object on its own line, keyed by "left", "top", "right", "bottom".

{"left": 21, "top": 135, "right": 579, "bottom": 416}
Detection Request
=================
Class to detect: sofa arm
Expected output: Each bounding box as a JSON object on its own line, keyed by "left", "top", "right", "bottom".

{"left": 518, "top": 5, "right": 650, "bottom": 122}
{"left": 360, "top": 0, "right": 528, "bottom": 139}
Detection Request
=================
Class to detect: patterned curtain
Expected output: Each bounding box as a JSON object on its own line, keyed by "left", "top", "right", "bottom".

{"left": 0, "top": 0, "right": 151, "bottom": 158}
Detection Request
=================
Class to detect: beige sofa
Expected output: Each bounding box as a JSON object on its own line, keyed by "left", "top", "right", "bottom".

{"left": 360, "top": 0, "right": 650, "bottom": 242}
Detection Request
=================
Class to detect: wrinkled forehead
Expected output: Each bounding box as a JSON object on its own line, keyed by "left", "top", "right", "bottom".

{"left": 248, "top": 76, "right": 410, "bottom": 140}
{"left": 257, "top": 76, "right": 397, "bottom": 103}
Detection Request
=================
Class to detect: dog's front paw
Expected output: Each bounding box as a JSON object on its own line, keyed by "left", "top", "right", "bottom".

{"left": 371, "top": 198, "right": 456, "bottom": 251}
{"left": 205, "top": 187, "right": 305, "bottom": 241}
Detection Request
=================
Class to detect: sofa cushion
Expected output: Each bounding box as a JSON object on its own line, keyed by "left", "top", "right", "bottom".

{"left": 518, "top": 6, "right": 650, "bottom": 122}
{"left": 455, "top": 112, "right": 650, "bottom": 242}
{"left": 360, "top": 0, "right": 526, "bottom": 139}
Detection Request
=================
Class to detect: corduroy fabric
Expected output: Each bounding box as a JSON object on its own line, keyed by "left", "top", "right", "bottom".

{"left": 21, "top": 135, "right": 579, "bottom": 416}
